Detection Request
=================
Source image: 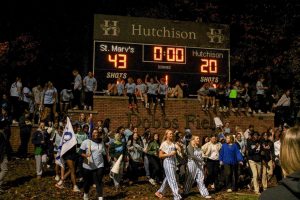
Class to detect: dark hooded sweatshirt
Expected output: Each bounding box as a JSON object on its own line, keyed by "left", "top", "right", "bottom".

{"left": 260, "top": 171, "right": 300, "bottom": 200}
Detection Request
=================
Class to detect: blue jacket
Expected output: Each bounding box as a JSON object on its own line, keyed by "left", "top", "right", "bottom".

{"left": 219, "top": 143, "right": 243, "bottom": 165}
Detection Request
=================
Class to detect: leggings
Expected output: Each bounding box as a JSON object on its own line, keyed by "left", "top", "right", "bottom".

{"left": 83, "top": 167, "right": 104, "bottom": 197}
{"left": 127, "top": 93, "right": 137, "bottom": 105}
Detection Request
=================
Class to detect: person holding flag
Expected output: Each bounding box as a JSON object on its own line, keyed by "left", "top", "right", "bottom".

{"left": 79, "top": 128, "right": 108, "bottom": 200}
{"left": 55, "top": 117, "right": 80, "bottom": 192}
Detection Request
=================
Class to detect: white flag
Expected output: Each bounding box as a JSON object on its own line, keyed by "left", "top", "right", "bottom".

{"left": 55, "top": 117, "right": 77, "bottom": 168}
{"left": 214, "top": 117, "right": 223, "bottom": 128}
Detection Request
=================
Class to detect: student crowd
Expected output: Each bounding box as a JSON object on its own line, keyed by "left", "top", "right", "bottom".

{"left": 1, "top": 110, "right": 299, "bottom": 199}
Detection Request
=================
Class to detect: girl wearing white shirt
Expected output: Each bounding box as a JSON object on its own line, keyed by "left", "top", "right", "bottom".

{"left": 155, "top": 129, "right": 182, "bottom": 200}
{"left": 80, "top": 129, "right": 107, "bottom": 200}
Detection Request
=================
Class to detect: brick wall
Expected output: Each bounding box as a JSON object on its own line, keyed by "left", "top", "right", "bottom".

{"left": 10, "top": 96, "right": 274, "bottom": 154}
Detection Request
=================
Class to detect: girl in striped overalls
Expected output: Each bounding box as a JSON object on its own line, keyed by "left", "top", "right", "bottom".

{"left": 155, "top": 129, "right": 182, "bottom": 200}
{"left": 184, "top": 136, "right": 212, "bottom": 199}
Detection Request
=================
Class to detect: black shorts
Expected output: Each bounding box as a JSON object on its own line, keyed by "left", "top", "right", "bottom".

{"left": 62, "top": 147, "right": 77, "bottom": 161}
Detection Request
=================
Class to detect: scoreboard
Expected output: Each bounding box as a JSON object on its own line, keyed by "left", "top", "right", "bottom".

{"left": 93, "top": 14, "right": 230, "bottom": 93}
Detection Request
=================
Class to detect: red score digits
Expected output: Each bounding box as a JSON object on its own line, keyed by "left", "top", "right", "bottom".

{"left": 200, "top": 59, "right": 218, "bottom": 73}
{"left": 153, "top": 46, "right": 185, "bottom": 63}
{"left": 108, "top": 54, "right": 127, "bottom": 69}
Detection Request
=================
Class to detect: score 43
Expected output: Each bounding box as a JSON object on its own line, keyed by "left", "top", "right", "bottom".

{"left": 108, "top": 54, "right": 127, "bottom": 69}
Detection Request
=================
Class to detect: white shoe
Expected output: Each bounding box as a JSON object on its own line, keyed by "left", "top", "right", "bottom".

{"left": 248, "top": 108, "right": 252, "bottom": 113}
{"left": 258, "top": 110, "right": 263, "bottom": 114}
{"left": 88, "top": 106, "right": 92, "bottom": 111}
{"left": 227, "top": 189, "right": 232, "bottom": 192}
{"left": 55, "top": 180, "right": 64, "bottom": 189}
{"left": 73, "top": 185, "right": 80, "bottom": 192}
{"left": 205, "top": 195, "right": 212, "bottom": 199}
{"left": 93, "top": 184, "right": 96, "bottom": 188}
{"left": 55, "top": 175, "right": 60, "bottom": 181}
{"left": 149, "top": 178, "right": 156, "bottom": 185}
{"left": 83, "top": 193, "right": 89, "bottom": 200}
{"left": 211, "top": 183, "right": 215, "bottom": 189}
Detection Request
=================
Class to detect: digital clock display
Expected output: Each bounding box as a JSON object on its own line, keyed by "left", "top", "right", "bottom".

{"left": 93, "top": 14, "right": 230, "bottom": 93}
{"left": 143, "top": 45, "right": 186, "bottom": 64}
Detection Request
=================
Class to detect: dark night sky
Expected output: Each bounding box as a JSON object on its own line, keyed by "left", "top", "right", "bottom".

{"left": 0, "top": 0, "right": 299, "bottom": 93}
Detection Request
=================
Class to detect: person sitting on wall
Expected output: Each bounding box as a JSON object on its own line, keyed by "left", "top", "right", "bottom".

{"left": 171, "top": 80, "right": 189, "bottom": 98}
{"left": 197, "top": 83, "right": 210, "bottom": 111}
{"left": 107, "top": 78, "right": 125, "bottom": 96}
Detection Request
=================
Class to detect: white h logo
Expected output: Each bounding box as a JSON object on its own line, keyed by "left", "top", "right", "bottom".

{"left": 207, "top": 28, "right": 224, "bottom": 43}
{"left": 100, "top": 20, "right": 120, "bottom": 36}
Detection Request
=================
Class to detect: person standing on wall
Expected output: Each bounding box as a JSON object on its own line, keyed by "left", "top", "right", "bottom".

{"left": 83, "top": 71, "right": 97, "bottom": 111}
{"left": 10, "top": 76, "right": 22, "bottom": 123}
{"left": 72, "top": 69, "right": 83, "bottom": 110}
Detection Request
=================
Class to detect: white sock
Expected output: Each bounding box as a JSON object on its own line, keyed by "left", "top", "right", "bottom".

{"left": 84, "top": 193, "right": 89, "bottom": 198}
{"left": 98, "top": 197, "right": 103, "bottom": 200}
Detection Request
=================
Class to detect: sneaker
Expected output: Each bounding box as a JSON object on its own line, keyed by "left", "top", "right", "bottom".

{"left": 84, "top": 105, "right": 87, "bottom": 110}
{"left": 55, "top": 181, "right": 64, "bottom": 189}
{"left": 205, "top": 195, "right": 212, "bottom": 199}
{"left": 83, "top": 193, "right": 89, "bottom": 200}
{"left": 219, "top": 107, "right": 223, "bottom": 112}
{"left": 227, "top": 189, "right": 232, "bottom": 192}
{"left": 73, "top": 106, "right": 79, "bottom": 110}
{"left": 73, "top": 185, "right": 80, "bottom": 192}
{"left": 88, "top": 106, "right": 92, "bottom": 111}
{"left": 55, "top": 175, "right": 60, "bottom": 181}
{"left": 258, "top": 110, "right": 263, "bottom": 114}
{"left": 202, "top": 105, "right": 205, "bottom": 111}
{"left": 211, "top": 184, "right": 215, "bottom": 189}
{"left": 149, "top": 178, "right": 156, "bottom": 185}
{"left": 248, "top": 108, "right": 252, "bottom": 113}
{"left": 255, "top": 191, "right": 261, "bottom": 195}
{"left": 231, "top": 108, "right": 236, "bottom": 112}
{"left": 93, "top": 184, "right": 96, "bottom": 188}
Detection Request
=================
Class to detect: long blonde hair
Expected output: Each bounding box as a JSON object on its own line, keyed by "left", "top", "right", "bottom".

{"left": 162, "top": 129, "right": 174, "bottom": 142}
{"left": 280, "top": 127, "right": 300, "bottom": 176}
{"left": 190, "top": 135, "right": 200, "bottom": 147}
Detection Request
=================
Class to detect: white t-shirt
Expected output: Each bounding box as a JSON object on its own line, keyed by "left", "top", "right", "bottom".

{"left": 80, "top": 139, "right": 105, "bottom": 170}
{"left": 22, "top": 87, "right": 32, "bottom": 103}
{"left": 10, "top": 81, "right": 22, "bottom": 97}
{"left": 208, "top": 144, "right": 220, "bottom": 160}
{"left": 32, "top": 86, "right": 43, "bottom": 104}
{"left": 274, "top": 140, "right": 281, "bottom": 157}
{"left": 83, "top": 76, "right": 97, "bottom": 92}
{"left": 160, "top": 141, "right": 175, "bottom": 154}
